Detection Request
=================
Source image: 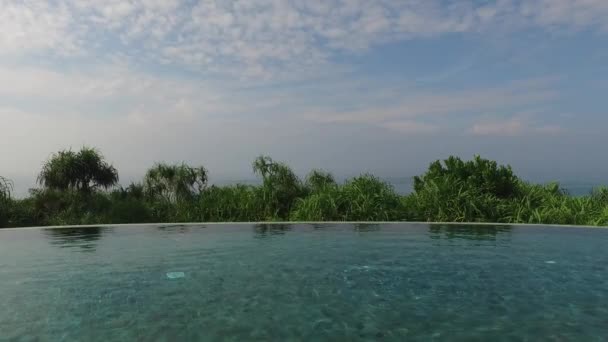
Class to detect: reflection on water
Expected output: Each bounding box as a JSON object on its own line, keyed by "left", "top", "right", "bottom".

{"left": 41, "top": 223, "right": 516, "bottom": 250}
{"left": 353, "top": 223, "right": 381, "bottom": 232}
{"left": 310, "top": 223, "right": 334, "bottom": 230}
{"left": 43, "top": 227, "right": 110, "bottom": 252}
{"left": 156, "top": 224, "right": 193, "bottom": 234}
{"left": 429, "top": 224, "right": 512, "bottom": 241}
{"left": 254, "top": 224, "right": 291, "bottom": 237}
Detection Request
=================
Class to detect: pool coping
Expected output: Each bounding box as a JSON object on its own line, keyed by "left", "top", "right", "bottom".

{"left": 1, "top": 221, "right": 606, "bottom": 231}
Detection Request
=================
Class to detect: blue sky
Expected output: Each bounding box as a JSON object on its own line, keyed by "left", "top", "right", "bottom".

{"left": 1, "top": 0, "right": 608, "bottom": 193}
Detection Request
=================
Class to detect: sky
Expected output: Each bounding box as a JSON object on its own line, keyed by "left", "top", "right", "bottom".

{"left": 1, "top": 0, "right": 608, "bottom": 194}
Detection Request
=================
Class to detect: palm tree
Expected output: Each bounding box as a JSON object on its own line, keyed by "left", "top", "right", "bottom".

{"left": 37, "top": 147, "right": 119, "bottom": 194}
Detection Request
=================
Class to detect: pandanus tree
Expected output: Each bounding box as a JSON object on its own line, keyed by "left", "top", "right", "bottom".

{"left": 0, "top": 176, "right": 12, "bottom": 200}
{"left": 252, "top": 155, "right": 305, "bottom": 218}
{"left": 253, "top": 156, "right": 301, "bottom": 188}
{"left": 143, "top": 163, "right": 208, "bottom": 203}
{"left": 37, "top": 147, "right": 119, "bottom": 194}
{"left": 305, "top": 169, "right": 336, "bottom": 193}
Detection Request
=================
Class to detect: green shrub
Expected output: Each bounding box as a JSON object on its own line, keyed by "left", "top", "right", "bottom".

{"left": 27, "top": 189, "right": 111, "bottom": 226}
{"left": 253, "top": 156, "right": 306, "bottom": 219}
{"left": 406, "top": 177, "right": 502, "bottom": 222}
{"left": 292, "top": 175, "right": 404, "bottom": 221}
{"left": 107, "top": 198, "right": 153, "bottom": 224}
{"left": 110, "top": 183, "right": 146, "bottom": 201}
{"left": 304, "top": 170, "right": 336, "bottom": 194}
{"left": 4, "top": 152, "right": 608, "bottom": 227}
{"left": 500, "top": 182, "right": 608, "bottom": 226}
{"left": 0, "top": 176, "right": 12, "bottom": 227}
{"left": 340, "top": 175, "right": 404, "bottom": 221}
{"left": 198, "top": 185, "right": 266, "bottom": 221}
{"left": 0, "top": 200, "right": 9, "bottom": 228}
{"left": 291, "top": 185, "right": 342, "bottom": 221}
{"left": 4, "top": 198, "right": 38, "bottom": 228}
{"left": 414, "top": 155, "right": 520, "bottom": 199}
{"left": 591, "top": 187, "right": 608, "bottom": 203}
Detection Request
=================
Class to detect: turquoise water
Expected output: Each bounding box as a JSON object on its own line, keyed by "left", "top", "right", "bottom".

{"left": 1, "top": 224, "right": 607, "bottom": 341}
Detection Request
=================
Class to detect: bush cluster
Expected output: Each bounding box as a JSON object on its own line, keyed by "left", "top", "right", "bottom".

{"left": 1, "top": 148, "right": 607, "bottom": 228}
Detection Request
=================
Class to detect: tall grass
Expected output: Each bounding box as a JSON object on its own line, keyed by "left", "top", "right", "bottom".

{"left": 499, "top": 184, "right": 608, "bottom": 226}
{"left": 1, "top": 154, "right": 607, "bottom": 228}
{"left": 405, "top": 177, "right": 503, "bottom": 223}
{"left": 194, "top": 185, "right": 263, "bottom": 221}
{"left": 0, "top": 176, "right": 13, "bottom": 227}
{"left": 291, "top": 175, "right": 404, "bottom": 221}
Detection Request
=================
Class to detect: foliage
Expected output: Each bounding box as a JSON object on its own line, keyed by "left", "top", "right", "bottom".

{"left": 144, "top": 163, "right": 208, "bottom": 203}
{"left": 198, "top": 185, "right": 266, "bottom": 222}
{"left": 405, "top": 177, "right": 502, "bottom": 222}
{"left": 339, "top": 175, "right": 404, "bottom": 221}
{"left": 414, "top": 155, "right": 520, "bottom": 199}
{"left": 2, "top": 151, "right": 608, "bottom": 228}
{"left": 111, "top": 183, "right": 146, "bottom": 201}
{"left": 252, "top": 156, "right": 305, "bottom": 219}
{"left": 4, "top": 198, "right": 38, "bottom": 228}
{"left": 0, "top": 176, "right": 12, "bottom": 200}
{"left": 37, "top": 147, "right": 118, "bottom": 194}
{"left": 292, "top": 175, "right": 404, "bottom": 221}
{"left": 0, "top": 176, "right": 13, "bottom": 227}
{"left": 499, "top": 183, "right": 608, "bottom": 226}
{"left": 28, "top": 189, "right": 110, "bottom": 226}
{"left": 305, "top": 170, "right": 336, "bottom": 193}
{"left": 290, "top": 185, "right": 342, "bottom": 221}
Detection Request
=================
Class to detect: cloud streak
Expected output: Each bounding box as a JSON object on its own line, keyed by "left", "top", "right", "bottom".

{"left": 303, "top": 78, "right": 558, "bottom": 128}
{"left": 470, "top": 117, "right": 563, "bottom": 137}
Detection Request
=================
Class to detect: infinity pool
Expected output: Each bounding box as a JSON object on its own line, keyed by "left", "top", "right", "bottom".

{"left": 1, "top": 224, "right": 607, "bottom": 340}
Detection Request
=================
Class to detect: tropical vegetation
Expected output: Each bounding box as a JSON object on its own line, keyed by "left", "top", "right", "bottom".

{"left": 1, "top": 146, "right": 608, "bottom": 228}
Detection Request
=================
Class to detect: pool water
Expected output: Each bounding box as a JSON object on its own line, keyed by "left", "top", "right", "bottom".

{"left": 1, "top": 224, "right": 607, "bottom": 341}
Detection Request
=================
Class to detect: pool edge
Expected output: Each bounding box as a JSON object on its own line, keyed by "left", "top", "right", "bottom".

{"left": 1, "top": 221, "right": 606, "bottom": 231}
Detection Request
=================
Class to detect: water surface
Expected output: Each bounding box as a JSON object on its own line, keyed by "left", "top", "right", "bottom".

{"left": 1, "top": 224, "right": 607, "bottom": 341}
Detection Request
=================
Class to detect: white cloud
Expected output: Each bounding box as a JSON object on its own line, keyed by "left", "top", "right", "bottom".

{"left": 521, "top": 0, "right": 608, "bottom": 31}
{"left": 0, "top": 1, "right": 79, "bottom": 55}
{"left": 0, "top": 64, "right": 249, "bottom": 124}
{"left": 2, "top": 1, "right": 608, "bottom": 76}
